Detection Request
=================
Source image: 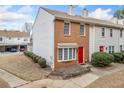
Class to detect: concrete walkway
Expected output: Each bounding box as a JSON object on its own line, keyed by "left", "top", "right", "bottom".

{"left": 19, "top": 73, "right": 99, "bottom": 88}
{"left": 0, "top": 69, "right": 29, "bottom": 88}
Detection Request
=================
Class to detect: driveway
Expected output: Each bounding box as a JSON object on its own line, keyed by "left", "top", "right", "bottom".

{"left": 0, "top": 52, "right": 23, "bottom": 56}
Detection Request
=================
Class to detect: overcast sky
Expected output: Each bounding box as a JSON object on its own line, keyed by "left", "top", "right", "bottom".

{"left": 0, "top": 5, "right": 123, "bottom": 30}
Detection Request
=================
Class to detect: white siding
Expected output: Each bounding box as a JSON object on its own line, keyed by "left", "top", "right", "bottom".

{"left": 94, "top": 26, "right": 119, "bottom": 53}
{"left": 0, "top": 36, "right": 30, "bottom": 45}
{"left": 90, "top": 25, "right": 123, "bottom": 57}
{"left": 89, "top": 25, "right": 95, "bottom": 61}
{"left": 32, "top": 8, "right": 55, "bottom": 68}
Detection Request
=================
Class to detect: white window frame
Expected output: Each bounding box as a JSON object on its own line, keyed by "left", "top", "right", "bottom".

{"left": 80, "top": 23, "right": 85, "bottom": 36}
{"left": 58, "top": 47, "right": 77, "bottom": 62}
{"left": 64, "top": 21, "right": 71, "bottom": 36}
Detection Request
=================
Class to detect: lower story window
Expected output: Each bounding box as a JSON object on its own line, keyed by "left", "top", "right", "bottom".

{"left": 120, "top": 45, "right": 123, "bottom": 52}
{"left": 109, "top": 46, "right": 114, "bottom": 53}
{"left": 58, "top": 48, "right": 77, "bottom": 62}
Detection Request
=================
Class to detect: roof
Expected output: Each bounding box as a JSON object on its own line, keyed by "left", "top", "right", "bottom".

{"left": 0, "top": 30, "right": 30, "bottom": 37}
{"left": 41, "top": 7, "right": 124, "bottom": 28}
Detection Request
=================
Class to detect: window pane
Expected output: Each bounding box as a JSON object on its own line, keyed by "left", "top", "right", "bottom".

{"left": 102, "top": 28, "right": 105, "bottom": 36}
{"left": 112, "top": 46, "right": 114, "bottom": 53}
{"left": 109, "top": 46, "right": 111, "bottom": 53}
{"left": 64, "top": 48, "right": 68, "bottom": 60}
{"left": 120, "top": 30, "right": 122, "bottom": 38}
{"left": 110, "top": 29, "right": 113, "bottom": 37}
{"left": 64, "top": 23, "right": 69, "bottom": 35}
{"left": 0, "top": 37, "right": 2, "bottom": 41}
{"left": 73, "top": 48, "right": 76, "bottom": 59}
{"left": 80, "top": 25, "right": 84, "bottom": 36}
{"left": 58, "top": 48, "right": 63, "bottom": 60}
{"left": 120, "top": 45, "right": 122, "bottom": 52}
{"left": 69, "top": 48, "right": 72, "bottom": 59}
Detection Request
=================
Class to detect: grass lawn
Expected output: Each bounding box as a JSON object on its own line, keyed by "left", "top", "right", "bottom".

{"left": 0, "top": 78, "right": 10, "bottom": 88}
{"left": 0, "top": 54, "right": 45, "bottom": 81}
{"left": 86, "top": 69, "right": 124, "bottom": 88}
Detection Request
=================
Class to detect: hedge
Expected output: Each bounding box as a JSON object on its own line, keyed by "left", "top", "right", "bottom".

{"left": 24, "top": 51, "right": 47, "bottom": 68}
{"left": 112, "top": 51, "right": 124, "bottom": 63}
{"left": 91, "top": 52, "right": 114, "bottom": 67}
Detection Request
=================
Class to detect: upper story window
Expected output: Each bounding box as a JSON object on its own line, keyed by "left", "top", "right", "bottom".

{"left": 110, "top": 29, "right": 113, "bottom": 37}
{"left": 120, "top": 29, "right": 123, "bottom": 38}
{"left": 9, "top": 37, "right": 11, "bottom": 40}
{"left": 64, "top": 22, "right": 70, "bottom": 36}
{"left": 80, "top": 25, "right": 85, "bottom": 36}
{"left": 101, "top": 27, "right": 105, "bottom": 37}
{"left": 24, "top": 38, "right": 28, "bottom": 41}
{"left": 0, "top": 37, "right": 2, "bottom": 41}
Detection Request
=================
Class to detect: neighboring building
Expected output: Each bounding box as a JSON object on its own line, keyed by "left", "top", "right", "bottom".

{"left": 22, "top": 22, "right": 33, "bottom": 33}
{"left": 22, "top": 22, "right": 33, "bottom": 51}
{"left": 32, "top": 7, "right": 124, "bottom": 70}
{"left": 0, "top": 30, "right": 30, "bottom": 52}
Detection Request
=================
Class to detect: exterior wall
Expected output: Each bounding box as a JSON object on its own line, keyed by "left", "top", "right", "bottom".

{"left": 89, "top": 25, "right": 95, "bottom": 61}
{"left": 94, "top": 26, "right": 119, "bottom": 53}
{"left": 32, "top": 8, "right": 55, "bottom": 68}
{"left": 0, "top": 36, "right": 30, "bottom": 45}
{"left": 54, "top": 19, "right": 89, "bottom": 70}
{"left": 89, "top": 25, "right": 124, "bottom": 57}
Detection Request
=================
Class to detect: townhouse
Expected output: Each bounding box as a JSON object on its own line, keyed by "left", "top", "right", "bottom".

{"left": 0, "top": 30, "right": 30, "bottom": 52}
{"left": 32, "top": 6, "right": 124, "bottom": 70}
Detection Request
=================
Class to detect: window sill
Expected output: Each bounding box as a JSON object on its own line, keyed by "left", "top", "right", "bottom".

{"left": 58, "top": 59, "right": 76, "bottom": 63}
{"left": 64, "top": 35, "right": 71, "bottom": 37}
{"left": 80, "top": 35, "right": 86, "bottom": 37}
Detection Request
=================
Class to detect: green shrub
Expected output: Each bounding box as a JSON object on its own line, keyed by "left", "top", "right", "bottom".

{"left": 112, "top": 53, "right": 123, "bottom": 62}
{"left": 91, "top": 52, "right": 114, "bottom": 67}
{"left": 121, "top": 51, "right": 124, "bottom": 61}
{"left": 24, "top": 51, "right": 47, "bottom": 68}
{"left": 38, "top": 58, "right": 47, "bottom": 68}
{"left": 32, "top": 55, "right": 37, "bottom": 61}
{"left": 35, "top": 56, "right": 41, "bottom": 62}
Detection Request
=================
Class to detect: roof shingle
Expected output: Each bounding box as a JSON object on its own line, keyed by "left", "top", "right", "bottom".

{"left": 0, "top": 30, "right": 30, "bottom": 37}
{"left": 41, "top": 7, "right": 124, "bottom": 28}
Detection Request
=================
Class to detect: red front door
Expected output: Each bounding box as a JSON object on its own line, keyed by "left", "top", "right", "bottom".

{"left": 99, "top": 46, "right": 104, "bottom": 52}
{"left": 78, "top": 47, "right": 84, "bottom": 64}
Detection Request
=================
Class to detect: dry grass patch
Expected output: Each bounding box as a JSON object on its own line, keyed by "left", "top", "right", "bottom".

{"left": 0, "top": 54, "right": 45, "bottom": 81}
{"left": 86, "top": 69, "right": 124, "bottom": 88}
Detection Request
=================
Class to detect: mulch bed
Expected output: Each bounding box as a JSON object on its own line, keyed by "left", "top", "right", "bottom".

{"left": 49, "top": 64, "right": 91, "bottom": 79}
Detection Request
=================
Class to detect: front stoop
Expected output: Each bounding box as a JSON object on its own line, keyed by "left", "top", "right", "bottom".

{"left": 49, "top": 64, "right": 91, "bottom": 79}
